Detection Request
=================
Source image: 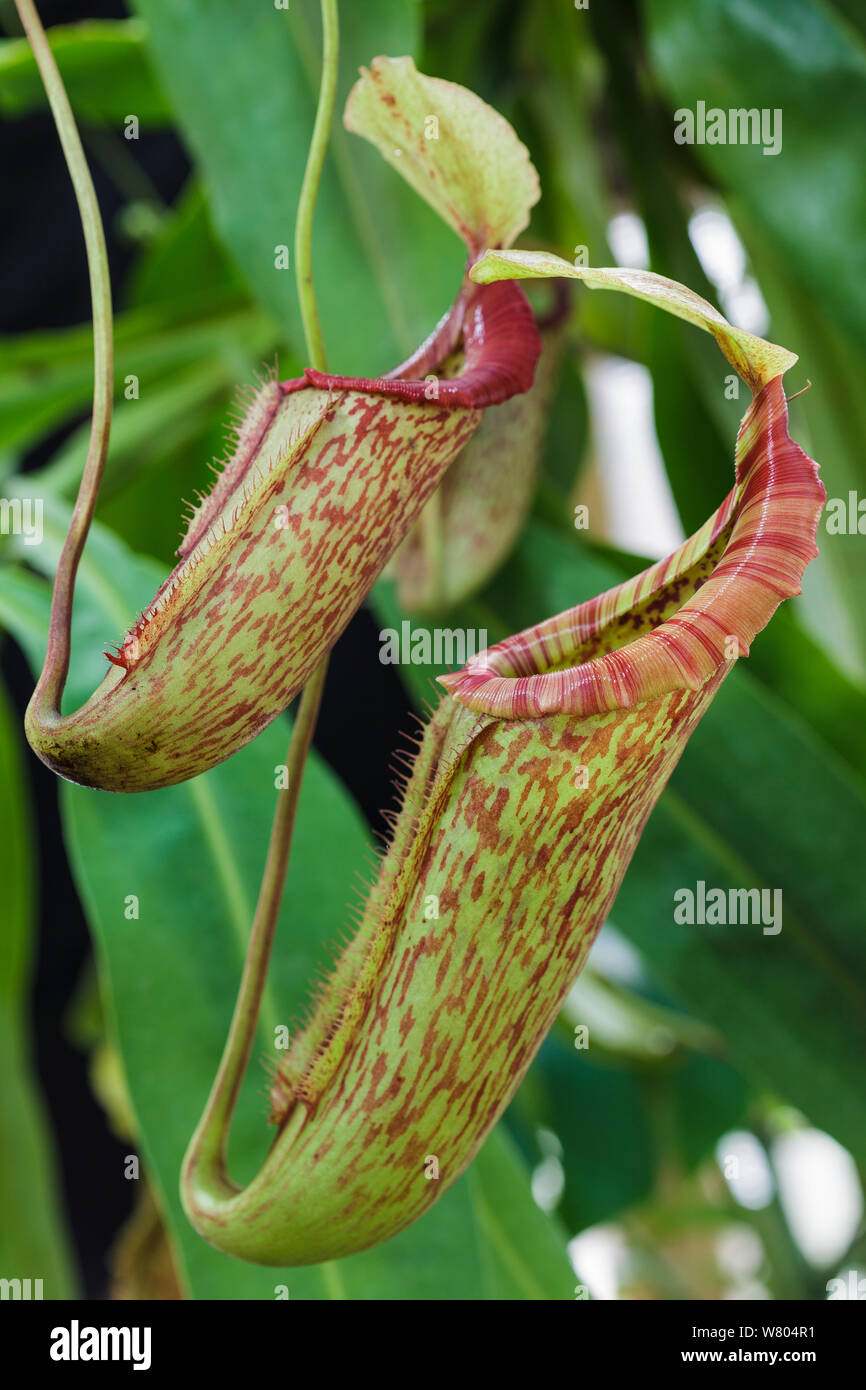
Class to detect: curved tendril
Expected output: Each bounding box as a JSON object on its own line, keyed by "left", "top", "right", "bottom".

{"left": 181, "top": 0, "right": 340, "bottom": 1219}
{"left": 16, "top": 0, "right": 114, "bottom": 728}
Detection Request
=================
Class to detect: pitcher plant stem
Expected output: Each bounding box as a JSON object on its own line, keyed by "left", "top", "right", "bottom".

{"left": 15, "top": 0, "right": 114, "bottom": 726}
{"left": 182, "top": 0, "right": 340, "bottom": 1199}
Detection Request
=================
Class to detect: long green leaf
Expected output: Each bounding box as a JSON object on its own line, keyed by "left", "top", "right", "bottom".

{"left": 647, "top": 0, "right": 866, "bottom": 353}
{"left": 0, "top": 297, "right": 273, "bottom": 456}
{"left": 0, "top": 19, "right": 171, "bottom": 124}
{"left": 0, "top": 677, "right": 76, "bottom": 1297}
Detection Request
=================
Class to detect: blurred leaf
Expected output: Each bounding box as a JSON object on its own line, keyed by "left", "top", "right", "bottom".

{"left": 538, "top": 348, "right": 589, "bottom": 506}
{"left": 590, "top": 0, "right": 742, "bottom": 532}
{"left": 739, "top": 604, "right": 866, "bottom": 782}
{"left": 510, "top": 1034, "right": 657, "bottom": 1232}
{"left": 94, "top": 394, "right": 231, "bottom": 567}
{"left": 669, "top": 1052, "right": 749, "bottom": 1171}
{"left": 0, "top": 295, "right": 273, "bottom": 456}
{"left": 507, "top": 1014, "right": 746, "bottom": 1236}
{"left": 565, "top": 967, "right": 721, "bottom": 1062}
{"left": 0, "top": 675, "right": 75, "bottom": 1296}
{"left": 126, "top": 180, "right": 245, "bottom": 309}
{"left": 641, "top": 0, "right": 866, "bottom": 668}
{"left": 466, "top": 1126, "right": 575, "bottom": 1299}
{"left": 647, "top": 311, "right": 741, "bottom": 536}
{"left": 829, "top": 0, "right": 866, "bottom": 39}
{"left": 735, "top": 212, "right": 866, "bottom": 678}
{"left": 131, "top": 0, "right": 465, "bottom": 373}
{"left": 420, "top": 0, "right": 503, "bottom": 90}
{"left": 35, "top": 363, "right": 229, "bottom": 500}
{"left": 619, "top": 672, "right": 866, "bottom": 1164}
{"left": 516, "top": 0, "right": 612, "bottom": 263}
{"left": 28, "top": 356, "right": 295, "bottom": 570}
{"left": 0, "top": 19, "right": 171, "bottom": 124}
{"left": 647, "top": 0, "right": 866, "bottom": 352}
